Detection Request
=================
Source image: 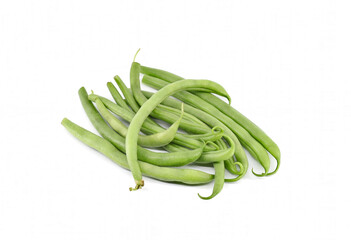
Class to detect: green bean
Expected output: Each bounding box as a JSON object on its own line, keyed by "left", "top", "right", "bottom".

{"left": 78, "top": 87, "right": 205, "bottom": 168}
{"left": 141, "top": 66, "right": 280, "bottom": 175}
{"left": 140, "top": 65, "right": 182, "bottom": 84}
{"left": 196, "top": 135, "right": 235, "bottom": 163}
{"left": 94, "top": 96, "right": 183, "bottom": 148}
{"left": 131, "top": 52, "right": 211, "bottom": 128}
{"left": 157, "top": 127, "right": 224, "bottom": 152}
{"left": 215, "top": 140, "right": 245, "bottom": 182}
{"left": 162, "top": 143, "right": 188, "bottom": 152}
{"left": 114, "top": 75, "right": 140, "bottom": 113}
{"left": 225, "top": 163, "right": 245, "bottom": 182}
{"left": 142, "top": 76, "right": 270, "bottom": 176}
{"left": 157, "top": 102, "right": 206, "bottom": 127}
{"left": 211, "top": 139, "right": 242, "bottom": 177}
{"left": 198, "top": 161, "right": 225, "bottom": 200}
{"left": 116, "top": 74, "right": 208, "bottom": 134}
{"left": 130, "top": 60, "right": 209, "bottom": 130}
{"left": 129, "top": 88, "right": 208, "bottom": 127}
{"left": 182, "top": 126, "right": 224, "bottom": 142}
{"left": 142, "top": 90, "right": 249, "bottom": 176}
{"left": 163, "top": 141, "right": 219, "bottom": 152}
{"left": 61, "top": 118, "right": 214, "bottom": 185}
{"left": 190, "top": 138, "right": 243, "bottom": 183}
{"left": 89, "top": 94, "right": 155, "bottom": 134}
{"left": 191, "top": 138, "right": 243, "bottom": 183}
{"left": 88, "top": 93, "right": 217, "bottom": 151}
{"left": 126, "top": 79, "right": 232, "bottom": 190}
{"left": 106, "top": 81, "right": 131, "bottom": 112}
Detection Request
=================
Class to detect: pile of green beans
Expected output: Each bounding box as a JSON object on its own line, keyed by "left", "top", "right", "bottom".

{"left": 62, "top": 50, "right": 280, "bottom": 199}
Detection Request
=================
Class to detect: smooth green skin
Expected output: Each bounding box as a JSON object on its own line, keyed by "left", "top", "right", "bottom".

{"left": 184, "top": 126, "right": 224, "bottom": 142}
{"left": 196, "top": 135, "right": 235, "bottom": 163}
{"left": 78, "top": 87, "right": 205, "bottom": 168}
{"left": 107, "top": 81, "right": 132, "bottom": 112}
{"left": 157, "top": 101, "right": 206, "bottom": 126}
{"left": 164, "top": 141, "right": 219, "bottom": 153}
{"left": 163, "top": 143, "right": 190, "bottom": 152}
{"left": 89, "top": 94, "right": 158, "bottom": 135}
{"left": 216, "top": 139, "right": 245, "bottom": 182}
{"left": 116, "top": 74, "right": 208, "bottom": 134}
{"left": 142, "top": 76, "right": 270, "bottom": 176}
{"left": 142, "top": 90, "right": 249, "bottom": 176}
{"left": 130, "top": 62, "right": 208, "bottom": 132}
{"left": 88, "top": 94, "right": 217, "bottom": 152}
{"left": 126, "top": 79, "right": 232, "bottom": 189}
{"left": 128, "top": 88, "right": 207, "bottom": 127}
{"left": 94, "top": 97, "right": 183, "bottom": 148}
{"left": 114, "top": 75, "right": 140, "bottom": 113}
{"left": 198, "top": 160, "right": 225, "bottom": 200}
{"left": 188, "top": 138, "right": 244, "bottom": 184}
{"left": 61, "top": 118, "right": 214, "bottom": 185}
{"left": 130, "top": 55, "right": 216, "bottom": 127}
{"left": 129, "top": 88, "right": 208, "bottom": 129}
{"left": 141, "top": 66, "right": 280, "bottom": 176}
{"left": 216, "top": 139, "right": 241, "bottom": 175}
{"left": 156, "top": 127, "right": 223, "bottom": 150}
{"left": 140, "top": 65, "right": 182, "bottom": 85}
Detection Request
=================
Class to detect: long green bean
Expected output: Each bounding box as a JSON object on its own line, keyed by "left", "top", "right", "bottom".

{"left": 198, "top": 160, "right": 225, "bottom": 200}
{"left": 107, "top": 81, "right": 131, "bottom": 112}
{"left": 94, "top": 96, "right": 183, "bottom": 148}
{"left": 61, "top": 118, "right": 214, "bottom": 185}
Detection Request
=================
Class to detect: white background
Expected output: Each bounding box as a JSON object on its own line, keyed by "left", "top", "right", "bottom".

{"left": 1, "top": 0, "right": 350, "bottom": 239}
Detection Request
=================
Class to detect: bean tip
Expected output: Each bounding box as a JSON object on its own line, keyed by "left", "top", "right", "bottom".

{"left": 133, "top": 48, "right": 141, "bottom": 62}
{"left": 251, "top": 168, "right": 268, "bottom": 177}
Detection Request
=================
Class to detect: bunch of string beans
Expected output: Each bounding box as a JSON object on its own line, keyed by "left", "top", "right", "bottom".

{"left": 62, "top": 50, "right": 280, "bottom": 199}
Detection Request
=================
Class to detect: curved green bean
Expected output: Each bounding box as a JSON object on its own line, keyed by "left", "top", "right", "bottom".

{"left": 107, "top": 81, "right": 131, "bottom": 112}
{"left": 215, "top": 139, "right": 242, "bottom": 176}
{"left": 198, "top": 160, "right": 225, "bottom": 200}
{"left": 94, "top": 96, "right": 184, "bottom": 148}
{"left": 196, "top": 135, "right": 235, "bottom": 163}
{"left": 116, "top": 74, "right": 208, "bottom": 134}
{"left": 114, "top": 75, "right": 140, "bottom": 113}
{"left": 131, "top": 61, "right": 207, "bottom": 128}
{"left": 61, "top": 118, "right": 214, "bottom": 185}
{"left": 182, "top": 126, "right": 224, "bottom": 142}
{"left": 164, "top": 140, "right": 220, "bottom": 153}
{"left": 215, "top": 139, "right": 245, "bottom": 182}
